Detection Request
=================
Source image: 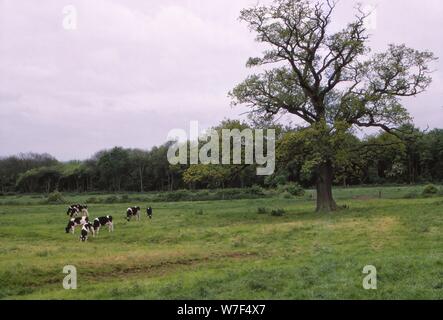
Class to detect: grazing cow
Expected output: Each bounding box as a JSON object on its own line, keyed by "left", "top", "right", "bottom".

{"left": 66, "top": 204, "right": 89, "bottom": 218}
{"left": 126, "top": 206, "right": 140, "bottom": 221}
{"left": 93, "top": 216, "right": 114, "bottom": 235}
{"left": 146, "top": 207, "right": 153, "bottom": 219}
{"left": 80, "top": 222, "right": 94, "bottom": 242}
{"left": 65, "top": 216, "right": 89, "bottom": 234}
{"left": 79, "top": 205, "right": 89, "bottom": 218}
{"left": 67, "top": 205, "right": 80, "bottom": 218}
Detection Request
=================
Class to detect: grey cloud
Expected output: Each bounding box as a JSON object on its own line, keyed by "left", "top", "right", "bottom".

{"left": 0, "top": 0, "right": 442, "bottom": 160}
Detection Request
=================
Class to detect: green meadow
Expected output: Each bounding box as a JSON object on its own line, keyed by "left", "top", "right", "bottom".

{"left": 0, "top": 186, "right": 442, "bottom": 300}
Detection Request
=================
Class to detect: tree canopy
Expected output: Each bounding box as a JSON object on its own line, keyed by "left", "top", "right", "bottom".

{"left": 230, "top": 0, "right": 437, "bottom": 211}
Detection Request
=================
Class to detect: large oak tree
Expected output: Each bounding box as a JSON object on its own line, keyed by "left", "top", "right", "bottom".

{"left": 230, "top": 0, "right": 437, "bottom": 212}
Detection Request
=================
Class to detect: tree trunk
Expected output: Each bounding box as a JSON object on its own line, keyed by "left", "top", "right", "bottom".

{"left": 139, "top": 167, "right": 144, "bottom": 192}
{"left": 316, "top": 160, "right": 337, "bottom": 212}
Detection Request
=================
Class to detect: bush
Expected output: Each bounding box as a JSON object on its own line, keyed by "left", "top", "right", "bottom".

{"left": 46, "top": 191, "right": 65, "bottom": 204}
{"left": 195, "top": 209, "right": 204, "bottom": 215}
{"left": 213, "top": 189, "right": 237, "bottom": 200}
{"left": 257, "top": 207, "right": 268, "bottom": 214}
{"left": 247, "top": 185, "right": 265, "bottom": 196}
{"left": 120, "top": 194, "right": 130, "bottom": 202}
{"left": 271, "top": 209, "right": 286, "bottom": 217}
{"left": 143, "top": 187, "right": 273, "bottom": 203}
{"left": 422, "top": 184, "right": 438, "bottom": 196}
{"left": 86, "top": 197, "right": 100, "bottom": 204}
{"left": 104, "top": 195, "right": 119, "bottom": 204}
{"left": 280, "top": 191, "right": 294, "bottom": 199}
{"left": 278, "top": 183, "right": 305, "bottom": 197}
{"left": 403, "top": 191, "right": 419, "bottom": 199}
{"left": 163, "top": 190, "right": 194, "bottom": 202}
{"left": 264, "top": 174, "right": 288, "bottom": 188}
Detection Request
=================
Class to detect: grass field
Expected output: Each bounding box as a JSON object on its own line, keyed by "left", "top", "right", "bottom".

{"left": 0, "top": 186, "right": 442, "bottom": 300}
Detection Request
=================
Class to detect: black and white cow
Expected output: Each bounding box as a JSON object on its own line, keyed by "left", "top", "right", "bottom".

{"left": 80, "top": 222, "right": 94, "bottom": 242}
{"left": 79, "top": 205, "right": 89, "bottom": 217}
{"left": 146, "top": 206, "right": 153, "bottom": 219}
{"left": 126, "top": 206, "right": 141, "bottom": 221}
{"left": 66, "top": 204, "right": 89, "bottom": 218}
{"left": 65, "top": 216, "right": 89, "bottom": 234}
{"left": 92, "top": 216, "right": 113, "bottom": 235}
{"left": 67, "top": 205, "right": 80, "bottom": 218}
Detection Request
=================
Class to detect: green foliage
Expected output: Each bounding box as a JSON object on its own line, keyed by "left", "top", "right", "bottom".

{"left": 247, "top": 185, "right": 265, "bottom": 195}
{"left": 104, "top": 195, "right": 119, "bottom": 204}
{"left": 264, "top": 173, "right": 288, "bottom": 188}
{"left": 271, "top": 208, "right": 286, "bottom": 217}
{"left": 46, "top": 191, "right": 65, "bottom": 204}
{"left": 422, "top": 184, "right": 439, "bottom": 196}
{"left": 86, "top": 197, "right": 100, "bottom": 204}
{"left": 403, "top": 191, "right": 419, "bottom": 199}
{"left": 230, "top": 0, "right": 437, "bottom": 210}
{"left": 280, "top": 191, "right": 293, "bottom": 199}
{"left": 183, "top": 165, "right": 231, "bottom": 189}
{"left": 278, "top": 183, "right": 305, "bottom": 197}
{"left": 159, "top": 190, "right": 194, "bottom": 202}
{"left": 257, "top": 207, "right": 268, "bottom": 214}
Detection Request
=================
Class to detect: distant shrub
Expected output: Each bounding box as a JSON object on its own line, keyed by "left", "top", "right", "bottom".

{"left": 104, "top": 195, "right": 119, "bottom": 203}
{"left": 247, "top": 185, "right": 265, "bottom": 196}
{"left": 142, "top": 187, "right": 273, "bottom": 203}
{"left": 271, "top": 209, "right": 286, "bottom": 217}
{"left": 46, "top": 191, "right": 65, "bottom": 204}
{"left": 257, "top": 207, "right": 268, "bottom": 214}
{"left": 86, "top": 197, "right": 100, "bottom": 203}
{"left": 264, "top": 174, "right": 288, "bottom": 188}
{"left": 163, "top": 190, "right": 194, "bottom": 202}
{"left": 120, "top": 194, "right": 130, "bottom": 202}
{"left": 195, "top": 209, "right": 204, "bottom": 215}
{"left": 1, "top": 200, "right": 20, "bottom": 205}
{"left": 422, "top": 184, "right": 438, "bottom": 196}
{"left": 403, "top": 191, "right": 419, "bottom": 199}
{"left": 278, "top": 183, "right": 305, "bottom": 197}
{"left": 215, "top": 189, "right": 240, "bottom": 200}
{"left": 280, "top": 191, "right": 294, "bottom": 199}
{"left": 197, "top": 190, "right": 210, "bottom": 197}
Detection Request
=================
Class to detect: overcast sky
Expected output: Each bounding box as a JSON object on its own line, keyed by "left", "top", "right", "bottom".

{"left": 1, "top": 0, "right": 442, "bottom": 161}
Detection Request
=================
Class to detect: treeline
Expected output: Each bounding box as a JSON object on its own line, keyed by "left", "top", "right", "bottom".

{"left": 1, "top": 120, "right": 442, "bottom": 194}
